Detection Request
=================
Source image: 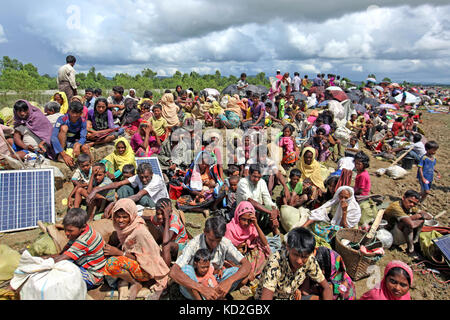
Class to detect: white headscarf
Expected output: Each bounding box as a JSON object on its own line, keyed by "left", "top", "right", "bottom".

{"left": 309, "top": 186, "right": 361, "bottom": 228}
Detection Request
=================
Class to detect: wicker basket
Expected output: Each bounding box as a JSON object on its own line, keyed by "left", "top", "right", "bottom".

{"left": 335, "top": 228, "right": 379, "bottom": 281}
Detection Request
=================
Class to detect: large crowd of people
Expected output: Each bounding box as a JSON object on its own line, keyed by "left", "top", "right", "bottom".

{"left": 2, "top": 55, "right": 448, "bottom": 301}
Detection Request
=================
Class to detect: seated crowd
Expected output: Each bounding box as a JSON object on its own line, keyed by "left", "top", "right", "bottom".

{"left": 4, "top": 66, "right": 441, "bottom": 302}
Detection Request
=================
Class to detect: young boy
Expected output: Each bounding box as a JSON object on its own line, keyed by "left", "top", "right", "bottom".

{"left": 107, "top": 86, "right": 126, "bottom": 123}
{"left": 121, "top": 164, "right": 136, "bottom": 180}
{"left": 73, "top": 162, "right": 116, "bottom": 221}
{"left": 190, "top": 249, "right": 219, "bottom": 300}
{"left": 44, "top": 101, "right": 63, "bottom": 126}
{"left": 280, "top": 169, "right": 303, "bottom": 207}
{"left": 147, "top": 198, "right": 189, "bottom": 267}
{"left": 68, "top": 153, "right": 92, "bottom": 208}
{"left": 51, "top": 101, "right": 90, "bottom": 169}
{"left": 46, "top": 208, "right": 106, "bottom": 290}
{"left": 417, "top": 141, "right": 440, "bottom": 202}
{"left": 150, "top": 104, "right": 170, "bottom": 141}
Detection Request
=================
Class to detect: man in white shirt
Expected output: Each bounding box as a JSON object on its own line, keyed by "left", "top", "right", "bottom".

{"left": 87, "top": 163, "right": 167, "bottom": 210}
{"left": 292, "top": 72, "right": 301, "bottom": 92}
{"left": 236, "top": 164, "right": 281, "bottom": 235}
{"left": 57, "top": 55, "right": 77, "bottom": 102}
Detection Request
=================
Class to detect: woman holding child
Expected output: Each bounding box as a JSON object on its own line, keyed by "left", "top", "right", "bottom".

{"left": 103, "top": 198, "right": 170, "bottom": 300}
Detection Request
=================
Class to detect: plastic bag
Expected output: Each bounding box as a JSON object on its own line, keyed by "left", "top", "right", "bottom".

{"left": 420, "top": 231, "right": 444, "bottom": 264}
{"left": 10, "top": 250, "right": 87, "bottom": 300}
{"left": 0, "top": 245, "right": 21, "bottom": 281}
{"left": 280, "top": 205, "right": 310, "bottom": 232}
{"left": 376, "top": 229, "right": 394, "bottom": 249}
{"left": 386, "top": 165, "right": 408, "bottom": 180}
{"left": 28, "top": 233, "right": 59, "bottom": 257}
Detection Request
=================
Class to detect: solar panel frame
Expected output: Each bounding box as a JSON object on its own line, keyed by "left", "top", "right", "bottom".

{"left": 433, "top": 234, "right": 450, "bottom": 266}
{"left": 135, "top": 157, "right": 169, "bottom": 198}
{"left": 0, "top": 169, "right": 55, "bottom": 233}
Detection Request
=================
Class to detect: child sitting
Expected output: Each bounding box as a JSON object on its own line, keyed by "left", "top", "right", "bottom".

{"left": 409, "top": 133, "right": 426, "bottom": 164}
{"left": 147, "top": 198, "right": 189, "bottom": 267}
{"left": 44, "top": 101, "right": 62, "bottom": 126}
{"left": 223, "top": 175, "right": 240, "bottom": 222}
{"left": 150, "top": 104, "right": 170, "bottom": 142}
{"left": 279, "top": 124, "right": 299, "bottom": 167}
{"left": 72, "top": 162, "right": 116, "bottom": 221}
{"left": 190, "top": 249, "right": 220, "bottom": 300}
{"left": 68, "top": 153, "right": 92, "bottom": 208}
{"left": 345, "top": 136, "right": 359, "bottom": 158}
{"left": 279, "top": 169, "right": 304, "bottom": 207}
{"left": 130, "top": 121, "right": 162, "bottom": 157}
{"left": 51, "top": 101, "right": 90, "bottom": 169}
{"left": 121, "top": 164, "right": 136, "bottom": 180}
{"left": 190, "top": 180, "right": 216, "bottom": 206}
{"left": 45, "top": 208, "right": 106, "bottom": 290}
{"left": 354, "top": 151, "right": 371, "bottom": 196}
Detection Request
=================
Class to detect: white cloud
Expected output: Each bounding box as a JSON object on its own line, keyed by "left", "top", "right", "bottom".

{"left": 4, "top": 0, "right": 448, "bottom": 83}
{"left": 0, "top": 25, "right": 7, "bottom": 43}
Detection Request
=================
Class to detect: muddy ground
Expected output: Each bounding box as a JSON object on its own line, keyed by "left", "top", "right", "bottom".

{"left": 0, "top": 111, "right": 448, "bottom": 300}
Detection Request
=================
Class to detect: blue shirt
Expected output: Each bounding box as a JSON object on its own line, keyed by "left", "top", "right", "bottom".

{"left": 85, "top": 97, "right": 96, "bottom": 112}
{"left": 51, "top": 114, "right": 87, "bottom": 154}
{"left": 417, "top": 155, "right": 436, "bottom": 182}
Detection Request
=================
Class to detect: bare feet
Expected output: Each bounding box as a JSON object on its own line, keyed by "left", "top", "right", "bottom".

{"left": 128, "top": 281, "right": 143, "bottom": 300}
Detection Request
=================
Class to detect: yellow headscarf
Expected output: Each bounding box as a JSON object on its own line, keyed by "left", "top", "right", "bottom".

{"left": 104, "top": 137, "right": 136, "bottom": 172}
{"left": 160, "top": 93, "right": 180, "bottom": 127}
{"left": 51, "top": 91, "right": 69, "bottom": 114}
{"left": 297, "top": 147, "right": 325, "bottom": 191}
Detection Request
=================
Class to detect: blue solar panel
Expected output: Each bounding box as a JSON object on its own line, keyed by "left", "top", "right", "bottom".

{"left": 135, "top": 157, "right": 169, "bottom": 198}
{"left": 433, "top": 234, "right": 450, "bottom": 265}
{"left": 0, "top": 169, "right": 55, "bottom": 233}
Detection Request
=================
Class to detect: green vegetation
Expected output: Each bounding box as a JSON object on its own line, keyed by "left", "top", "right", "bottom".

{"left": 0, "top": 56, "right": 271, "bottom": 98}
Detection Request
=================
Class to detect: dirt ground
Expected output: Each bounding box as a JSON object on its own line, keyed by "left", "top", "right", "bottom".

{"left": 1, "top": 111, "right": 448, "bottom": 300}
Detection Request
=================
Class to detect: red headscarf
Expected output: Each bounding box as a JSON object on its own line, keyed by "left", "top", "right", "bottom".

{"left": 360, "top": 260, "right": 413, "bottom": 300}
{"left": 224, "top": 201, "right": 259, "bottom": 248}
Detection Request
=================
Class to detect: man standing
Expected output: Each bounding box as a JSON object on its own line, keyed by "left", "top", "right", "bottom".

{"left": 237, "top": 73, "right": 249, "bottom": 99}
{"left": 57, "top": 55, "right": 78, "bottom": 102}
{"left": 275, "top": 70, "right": 283, "bottom": 80}
{"left": 292, "top": 72, "right": 301, "bottom": 92}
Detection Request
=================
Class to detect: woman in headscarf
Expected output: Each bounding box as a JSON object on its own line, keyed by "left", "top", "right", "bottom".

{"left": 51, "top": 91, "right": 69, "bottom": 115}
{"left": 300, "top": 246, "right": 356, "bottom": 300}
{"left": 179, "top": 151, "right": 224, "bottom": 214}
{"left": 297, "top": 147, "right": 326, "bottom": 194}
{"left": 217, "top": 95, "right": 243, "bottom": 129}
{"left": 12, "top": 100, "right": 54, "bottom": 159}
{"left": 103, "top": 199, "right": 170, "bottom": 300}
{"left": 130, "top": 120, "right": 162, "bottom": 157}
{"left": 359, "top": 260, "right": 413, "bottom": 300}
{"left": 87, "top": 97, "right": 123, "bottom": 146}
{"left": 303, "top": 186, "right": 361, "bottom": 229}
{"left": 225, "top": 201, "right": 271, "bottom": 285}
{"left": 103, "top": 137, "right": 136, "bottom": 179}
{"left": 160, "top": 92, "right": 181, "bottom": 128}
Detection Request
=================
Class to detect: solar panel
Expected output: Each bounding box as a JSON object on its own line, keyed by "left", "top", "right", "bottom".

{"left": 0, "top": 169, "right": 55, "bottom": 233}
{"left": 433, "top": 234, "right": 450, "bottom": 266}
{"left": 135, "top": 157, "right": 169, "bottom": 198}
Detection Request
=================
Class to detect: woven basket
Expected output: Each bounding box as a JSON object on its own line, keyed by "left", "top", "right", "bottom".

{"left": 335, "top": 228, "right": 379, "bottom": 281}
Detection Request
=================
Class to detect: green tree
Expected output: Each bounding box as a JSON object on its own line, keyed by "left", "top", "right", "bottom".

{"left": 382, "top": 77, "right": 392, "bottom": 83}
{"left": 0, "top": 68, "right": 40, "bottom": 92}
{"left": 0, "top": 56, "right": 23, "bottom": 72}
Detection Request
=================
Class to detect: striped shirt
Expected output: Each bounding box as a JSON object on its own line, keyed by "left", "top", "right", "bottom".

{"left": 63, "top": 225, "right": 106, "bottom": 284}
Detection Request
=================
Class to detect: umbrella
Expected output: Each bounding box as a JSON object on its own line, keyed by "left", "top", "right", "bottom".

{"left": 329, "top": 90, "right": 349, "bottom": 102}
{"left": 376, "top": 104, "right": 397, "bottom": 110}
{"left": 257, "top": 85, "right": 269, "bottom": 95}
{"left": 291, "top": 91, "right": 307, "bottom": 101}
{"left": 246, "top": 84, "right": 263, "bottom": 95}
{"left": 386, "top": 96, "right": 397, "bottom": 104}
{"left": 326, "top": 86, "right": 343, "bottom": 91}
{"left": 374, "top": 85, "right": 384, "bottom": 92}
{"left": 221, "top": 84, "right": 238, "bottom": 96}
{"left": 366, "top": 78, "right": 377, "bottom": 83}
{"left": 394, "top": 92, "right": 420, "bottom": 104}
{"left": 203, "top": 88, "right": 220, "bottom": 98}
{"left": 359, "top": 96, "right": 380, "bottom": 107}
{"left": 391, "top": 83, "right": 400, "bottom": 88}
{"left": 354, "top": 104, "right": 367, "bottom": 113}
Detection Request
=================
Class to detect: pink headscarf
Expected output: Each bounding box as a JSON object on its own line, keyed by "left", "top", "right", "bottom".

{"left": 360, "top": 260, "right": 413, "bottom": 300}
{"left": 112, "top": 199, "right": 170, "bottom": 291}
{"left": 225, "top": 201, "right": 259, "bottom": 248}
{"left": 13, "top": 100, "right": 53, "bottom": 145}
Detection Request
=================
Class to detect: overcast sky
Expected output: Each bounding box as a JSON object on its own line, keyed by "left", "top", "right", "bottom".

{"left": 1, "top": 0, "right": 449, "bottom": 83}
